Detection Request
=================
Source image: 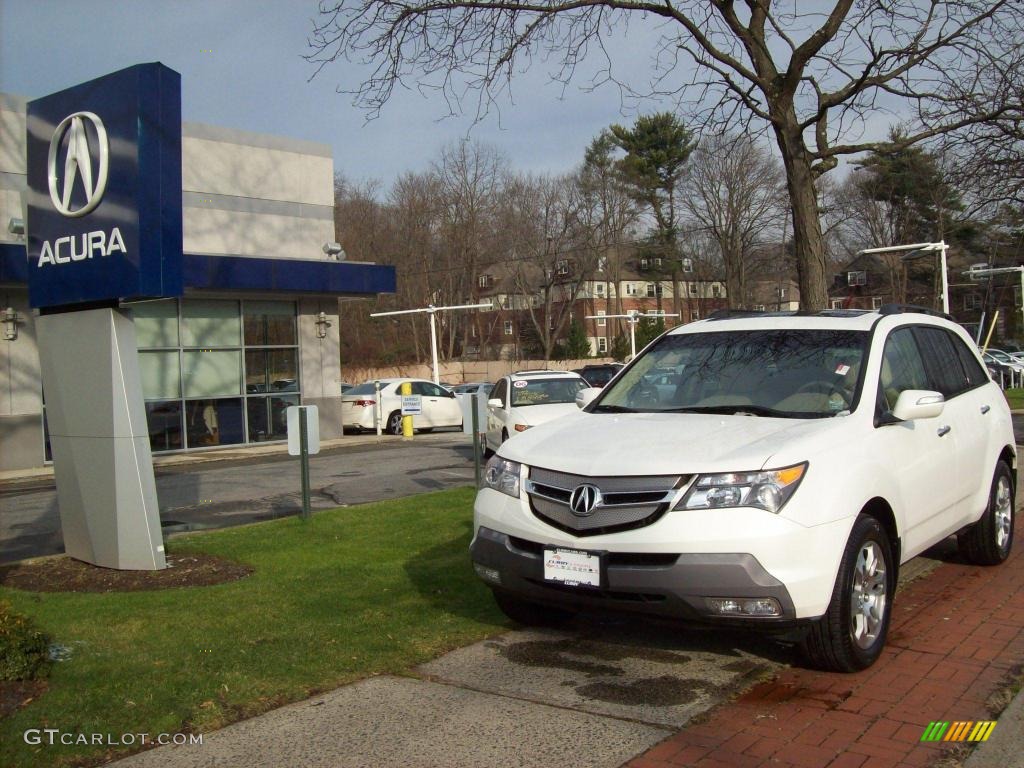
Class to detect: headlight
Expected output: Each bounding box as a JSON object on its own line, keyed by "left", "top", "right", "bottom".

{"left": 677, "top": 463, "right": 807, "bottom": 514}
{"left": 484, "top": 456, "right": 521, "bottom": 498}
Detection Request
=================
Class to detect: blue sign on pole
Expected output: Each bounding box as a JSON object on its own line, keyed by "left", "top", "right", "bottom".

{"left": 25, "top": 63, "right": 183, "bottom": 309}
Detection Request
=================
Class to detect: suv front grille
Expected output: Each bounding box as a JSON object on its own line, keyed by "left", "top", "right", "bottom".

{"left": 525, "top": 467, "right": 689, "bottom": 536}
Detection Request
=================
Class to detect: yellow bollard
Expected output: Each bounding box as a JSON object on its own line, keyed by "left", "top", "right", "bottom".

{"left": 400, "top": 381, "right": 414, "bottom": 438}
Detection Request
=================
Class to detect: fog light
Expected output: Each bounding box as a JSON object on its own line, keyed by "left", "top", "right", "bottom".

{"left": 473, "top": 563, "right": 501, "bottom": 585}
{"left": 707, "top": 597, "right": 781, "bottom": 617}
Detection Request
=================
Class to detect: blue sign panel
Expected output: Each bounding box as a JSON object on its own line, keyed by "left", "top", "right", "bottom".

{"left": 25, "top": 63, "right": 183, "bottom": 309}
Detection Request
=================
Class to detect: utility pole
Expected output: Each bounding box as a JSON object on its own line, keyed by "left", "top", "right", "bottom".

{"left": 586, "top": 310, "right": 680, "bottom": 360}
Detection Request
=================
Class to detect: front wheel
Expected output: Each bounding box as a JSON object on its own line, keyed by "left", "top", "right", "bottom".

{"left": 958, "top": 460, "right": 1015, "bottom": 565}
{"left": 799, "top": 515, "right": 894, "bottom": 672}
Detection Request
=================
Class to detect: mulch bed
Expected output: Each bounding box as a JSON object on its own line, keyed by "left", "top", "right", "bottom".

{"left": 0, "top": 680, "right": 47, "bottom": 719}
{"left": 0, "top": 554, "right": 253, "bottom": 593}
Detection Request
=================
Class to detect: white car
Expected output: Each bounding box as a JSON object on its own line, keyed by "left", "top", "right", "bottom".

{"left": 472, "top": 307, "right": 1016, "bottom": 672}
{"left": 341, "top": 378, "right": 463, "bottom": 435}
{"left": 485, "top": 371, "right": 589, "bottom": 454}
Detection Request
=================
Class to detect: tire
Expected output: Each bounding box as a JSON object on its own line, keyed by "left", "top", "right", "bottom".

{"left": 501, "top": 428, "right": 509, "bottom": 446}
{"left": 386, "top": 411, "right": 403, "bottom": 436}
{"left": 481, "top": 434, "right": 493, "bottom": 459}
{"left": 799, "top": 515, "right": 894, "bottom": 672}
{"left": 492, "top": 591, "right": 575, "bottom": 627}
{"left": 958, "top": 460, "right": 1015, "bottom": 566}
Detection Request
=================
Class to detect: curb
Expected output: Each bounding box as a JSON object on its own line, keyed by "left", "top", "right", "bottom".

{"left": 962, "top": 683, "right": 1024, "bottom": 767}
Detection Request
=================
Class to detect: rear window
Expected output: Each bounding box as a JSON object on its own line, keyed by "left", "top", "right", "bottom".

{"left": 347, "top": 382, "right": 387, "bottom": 396}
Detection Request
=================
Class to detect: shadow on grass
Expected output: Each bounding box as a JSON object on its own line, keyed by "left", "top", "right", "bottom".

{"left": 402, "top": 520, "right": 505, "bottom": 625}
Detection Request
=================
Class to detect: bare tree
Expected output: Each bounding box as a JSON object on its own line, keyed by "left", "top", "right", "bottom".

{"left": 578, "top": 130, "right": 640, "bottom": 348}
{"left": 502, "top": 173, "right": 601, "bottom": 362}
{"left": 309, "top": 1, "right": 1024, "bottom": 310}
{"left": 682, "top": 133, "right": 785, "bottom": 309}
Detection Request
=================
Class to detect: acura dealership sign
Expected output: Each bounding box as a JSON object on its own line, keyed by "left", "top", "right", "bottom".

{"left": 25, "top": 63, "right": 183, "bottom": 309}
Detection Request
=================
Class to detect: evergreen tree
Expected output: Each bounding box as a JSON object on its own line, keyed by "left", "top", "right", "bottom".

{"left": 562, "top": 320, "right": 592, "bottom": 360}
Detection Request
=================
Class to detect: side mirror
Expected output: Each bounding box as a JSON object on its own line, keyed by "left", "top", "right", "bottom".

{"left": 890, "top": 389, "right": 945, "bottom": 422}
{"left": 576, "top": 387, "right": 601, "bottom": 409}
{"left": 487, "top": 398, "right": 503, "bottom": 409}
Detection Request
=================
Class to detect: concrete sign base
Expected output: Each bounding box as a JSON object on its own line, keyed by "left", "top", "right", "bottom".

{"left": 37, "top": 307, "right": 166, "bottom": 570}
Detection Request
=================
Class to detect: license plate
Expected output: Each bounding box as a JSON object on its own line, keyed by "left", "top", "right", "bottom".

{"left": 543, "top": 547, "right": 601, "bottom": 588}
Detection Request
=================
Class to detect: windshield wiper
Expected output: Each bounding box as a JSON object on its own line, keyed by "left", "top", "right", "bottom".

{"left": 591, "top": 404, "right": 637, "bottom": 413}
{"left": 663, "top": 404, "right": 800, "bottom": 418}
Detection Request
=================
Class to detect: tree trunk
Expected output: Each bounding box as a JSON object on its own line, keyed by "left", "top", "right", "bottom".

{"left": 774, "top": 126, "right": 829, "bottom": 311}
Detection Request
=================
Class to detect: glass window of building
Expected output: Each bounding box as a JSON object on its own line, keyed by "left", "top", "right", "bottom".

{"left": 122, "top": 298, "right": 300, "bottom": 455}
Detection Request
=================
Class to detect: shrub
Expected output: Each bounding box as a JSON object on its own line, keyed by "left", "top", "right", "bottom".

{"left": 0, "top": 602, "right": 51, "bottom": 681}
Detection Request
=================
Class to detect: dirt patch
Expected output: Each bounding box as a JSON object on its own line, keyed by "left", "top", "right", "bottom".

{"left": 0, "top": 679, "right": 47, "bottom": 719}
{"left": 0, "top": 554, "right": 253, "bottom": 593}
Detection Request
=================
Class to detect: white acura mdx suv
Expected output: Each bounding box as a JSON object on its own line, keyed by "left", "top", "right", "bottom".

{"left": 471, "top": 307, "right": 1016, "bottom": 671}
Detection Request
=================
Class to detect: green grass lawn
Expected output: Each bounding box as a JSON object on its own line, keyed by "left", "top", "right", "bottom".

{"left": 1004, "top": 388, "right": 1024, "bottom": 410}
{"left": 0, "top": 487, "right": 505, "bottom": 768}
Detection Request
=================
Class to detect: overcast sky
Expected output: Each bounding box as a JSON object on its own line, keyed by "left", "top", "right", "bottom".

{"left": 0, "top": 0, "right": 681, "bottom": 191}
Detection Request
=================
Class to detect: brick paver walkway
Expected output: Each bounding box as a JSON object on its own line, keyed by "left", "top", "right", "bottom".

{"left": 626, "top": 544, "right": 1024, "bottom": 768}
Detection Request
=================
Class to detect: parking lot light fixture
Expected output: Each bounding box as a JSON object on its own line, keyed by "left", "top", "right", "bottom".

{"left": 860, "top": 241, "right": 950, "bottom": 315}
{"left": 370, "top": 302, "right": 492, "bottom": 383}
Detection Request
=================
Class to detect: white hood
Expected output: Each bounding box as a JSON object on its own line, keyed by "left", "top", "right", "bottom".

{"left": 511, "top": 402, "right": 581, "bottom": 428}
{"left": 498, "top": 409, "right": 850, "bottom": 476}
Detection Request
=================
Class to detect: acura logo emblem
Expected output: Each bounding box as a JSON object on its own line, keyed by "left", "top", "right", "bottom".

{"left": 47, "top": 111, "right": 109, "bottom": 218}
{"left": 569, "top": 484, "right": 602, "bottom": 517}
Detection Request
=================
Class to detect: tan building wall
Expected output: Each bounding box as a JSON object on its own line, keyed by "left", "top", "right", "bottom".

{"left": 342, "top": 358, "right": 615, "bottom": 387}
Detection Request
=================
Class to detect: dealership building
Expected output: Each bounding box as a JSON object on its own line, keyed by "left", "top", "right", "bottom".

{"left": 0, "top": 86, "right": 395, "bottom": 472}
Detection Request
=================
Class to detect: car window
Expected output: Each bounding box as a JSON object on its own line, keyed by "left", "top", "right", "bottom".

{"left": 491, "top": 378, "right": 507, "bottom": 407}
{"left": 950, "top": 335, "right": 989, "bottom": 389}
{"left": 421, "top": 382, "right": 450, "bottom": 398}
{"left": 912, "top": 326, "right": 969, "bottom": 398}
{"left": 596, "top": 329, "right": 868, "bottom": 418}
{"left": 878, "top": 328, "right": 929, "bottom": 412}
{"left": 510, "top": 378, "right": 588, "bottom": 407}
{"left": 347, "top": 381, "right": 382, "bottom": 396}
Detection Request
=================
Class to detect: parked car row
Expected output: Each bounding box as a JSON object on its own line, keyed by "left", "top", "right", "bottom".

{"left": 339, "top": 367, "right": 623, "bottom": 437}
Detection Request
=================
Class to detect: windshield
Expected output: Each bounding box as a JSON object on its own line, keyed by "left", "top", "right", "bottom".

{"left": 510, "top": 378, "right": 588, "bottom": 407}
{"left": 594, "top": 329, "right": 869, "bottom": 418}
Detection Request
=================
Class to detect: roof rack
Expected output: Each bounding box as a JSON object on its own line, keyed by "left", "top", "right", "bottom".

{"left": 877, "top": 303, "right": 953, "bottom": 321}
{"left": 706, "top": 309, "right": 768, "bottom": 320}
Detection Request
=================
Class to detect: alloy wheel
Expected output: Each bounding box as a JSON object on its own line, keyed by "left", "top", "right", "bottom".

{"left": 850, "top": 540, "right": 887, "bottom": 650}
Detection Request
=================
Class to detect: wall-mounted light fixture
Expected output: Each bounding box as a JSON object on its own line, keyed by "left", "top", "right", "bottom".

{"left": 2, "top": 307, "right": 22, "bottom": 341}
{"left": 7, "top": 217, "right": 25, "bottom": 237}
{"left": 322, "top": 242, "right": 346, "bottom": 260}
{"left": 315, "top": 311, "right": 332, "bottom": 339}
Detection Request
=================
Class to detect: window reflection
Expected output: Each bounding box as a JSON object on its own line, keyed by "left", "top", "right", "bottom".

{"left": 185, "top": 398, "right": 244, "bottom": 447}
{"left": 145, "top": 401, "right": 183, "bottom": 451}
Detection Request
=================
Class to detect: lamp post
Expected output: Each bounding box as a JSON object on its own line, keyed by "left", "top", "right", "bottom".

{"left": 370, "top": 303, "right": 492, "bottom": 384}
{"left": 859, "top": 241, "right": 950, "bottom": 315}
{"left": 585, "top": 310, "right": 680, "bottom": 360}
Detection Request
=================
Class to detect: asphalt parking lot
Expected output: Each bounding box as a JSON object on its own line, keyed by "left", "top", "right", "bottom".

{"left": 0, "top": 432, "right": 475, "bottom": 564}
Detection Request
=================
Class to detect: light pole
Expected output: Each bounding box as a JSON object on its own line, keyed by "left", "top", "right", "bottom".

{"left": 585, "top": 310, "right": 680, "bottom": 360}
{"left": 859, "top": 241, "right": 950, "bottom": 315}
{"left": 370, "top": 303, "right": 492, "bottom": 384}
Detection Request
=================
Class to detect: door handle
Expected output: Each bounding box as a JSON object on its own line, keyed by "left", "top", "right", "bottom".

{"left": 981, "top": 405, "right": 991, "bottom": 414}
{"left": 937, "top": 425, "right": 951, "bottom": 437}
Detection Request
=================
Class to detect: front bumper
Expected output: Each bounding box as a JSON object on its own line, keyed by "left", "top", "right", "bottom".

{"left": 471, "top": 526, "right": 804, "bottom": 626}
